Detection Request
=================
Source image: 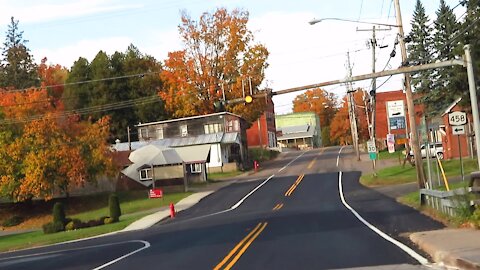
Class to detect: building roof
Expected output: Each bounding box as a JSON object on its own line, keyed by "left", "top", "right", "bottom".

{"left": 278, "top": 125, "right": 310, "bottom": 134}
{"left": 175, "top": 144, "right": 211, "bottom": 164}
{"left": 121, "top": 144, "right": 211, "bottom": 185}
{"left": 113, "top": 132, "right": 239, "bottom": 151}
{"left": 277, "top": 126, "right": 315, "bottom": 141}
{"left": 136, "top": 112, "right": 244, "bottom": 127}
{"left": 441, "top": 97, "right": 462, "bottom": 116}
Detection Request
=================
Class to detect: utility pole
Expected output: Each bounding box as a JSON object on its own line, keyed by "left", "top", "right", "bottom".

{"left": 346, "top": 52, "right": 361, "bottom": 161}
{"left": 357, "top": 26, "right": 390, "bottom": 173}
{"left": 394, "top": 0, "right": 426, "bottom": 188}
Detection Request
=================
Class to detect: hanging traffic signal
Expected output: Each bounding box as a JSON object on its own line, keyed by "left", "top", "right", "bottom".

{"left": 245, "top": 95, "right": 253, "bottom": 104}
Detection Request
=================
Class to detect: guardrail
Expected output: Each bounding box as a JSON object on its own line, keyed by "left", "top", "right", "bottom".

{"left": 419, "top": 171, "right": 480, "bottom": 217}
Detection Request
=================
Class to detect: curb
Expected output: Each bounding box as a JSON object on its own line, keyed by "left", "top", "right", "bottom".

{"left": 410, "top": 230, "right": 480, "bottom": 270}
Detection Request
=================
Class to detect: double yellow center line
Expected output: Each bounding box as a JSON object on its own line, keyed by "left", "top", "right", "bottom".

{"left": 214, "top": 222, "right": 268, "bottom": 270}
{"left": 285, "top": 174, "right": 305, "bottom": 196}
{"left": 307, "top": 157, "right": 316, "bottom": 169}
{"left": 272, "top": 203, "right": 283, "bottom": 210}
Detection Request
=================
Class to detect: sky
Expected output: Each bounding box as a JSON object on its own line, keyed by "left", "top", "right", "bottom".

{"left": 0, "top": 0, "right": 464, "bottom": 115}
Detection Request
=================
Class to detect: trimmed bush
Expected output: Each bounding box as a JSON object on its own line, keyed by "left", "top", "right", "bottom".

{"left": 104, "top": 217, "right": 115, "bottom": 224}
{"left": 42, "top": 221, "right": 64, "bottom": 234}
{"left": 65, "top": 219, "right": 84, "bottom": 231}
{"left": 2, "top": 216, "right": 24, "bottom": 227}
{"left": 109, "top": 194, "right": 121, "bottom": 222}
{"left": 52, "top": 202, "right": 66, "bottom": 225}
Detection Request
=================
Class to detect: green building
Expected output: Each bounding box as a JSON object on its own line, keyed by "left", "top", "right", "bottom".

{"left": 275, "top": 112, "right": 322, "bottom": 150}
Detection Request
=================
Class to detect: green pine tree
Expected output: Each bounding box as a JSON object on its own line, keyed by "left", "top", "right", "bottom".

{"left": 0, "top": 17, "right": 39, "bottom": 89}
{"left": 430, "top": 0, "right": 461, "bottom": 114}
{"left": 407, "top": 0, "right": 435, "bottom": 114}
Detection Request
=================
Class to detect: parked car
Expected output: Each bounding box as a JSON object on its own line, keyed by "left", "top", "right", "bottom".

{"left": 409, "top": 142, "right": 444, "bottom": 160}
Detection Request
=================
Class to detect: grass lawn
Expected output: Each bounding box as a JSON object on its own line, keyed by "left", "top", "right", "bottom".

{"left": 0, "top": 191, "right": 192, "bottom": 252}
{"left": 377, "top": 149, "right": 405, "bottom": 160}
{"left": 361, "top": 158, "right": 478, "bottom": 187}
{"left": 207, "top": 171, "right": 244, "bottom": 181}
{"left": 0, "top": 213, "right": 143, "bottom": 252}
{"left": 71, "top": 192, "right": 191, "bottom": 221}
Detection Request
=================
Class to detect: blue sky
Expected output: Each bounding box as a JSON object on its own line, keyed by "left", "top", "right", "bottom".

{"left": 1, "top": 0, "right": 463, "bottom": 114}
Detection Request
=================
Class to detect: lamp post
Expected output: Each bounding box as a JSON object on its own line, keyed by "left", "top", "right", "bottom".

{"left": 310, "top": 6, "right": 426, "bottom": 188}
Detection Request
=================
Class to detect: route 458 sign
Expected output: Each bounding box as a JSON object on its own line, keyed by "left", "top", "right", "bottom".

{"left": 448, "top": 111, "right": 467, "bottom": 126}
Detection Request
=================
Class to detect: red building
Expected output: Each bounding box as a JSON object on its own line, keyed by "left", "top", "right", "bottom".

{"left": 375, "top": 90, "right": 424, "bottom": 146}
{"left": 246, "top": 93, "right": 277, "bottom": 148}
{"left": 441, "top": 98, "right": 471, "bottom": 159}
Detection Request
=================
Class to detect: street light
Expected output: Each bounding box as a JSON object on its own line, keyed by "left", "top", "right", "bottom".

{"left": 309, "top": 18, "right": 399, "bottom": 28}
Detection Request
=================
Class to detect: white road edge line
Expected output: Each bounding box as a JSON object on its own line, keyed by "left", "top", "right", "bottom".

{"left": 92, "top": 240, "right": 151, "bottom": 270}
{"left": 336, "top": 146, "right": 345, "bottom": 167}
{"left": 337, "top": 171, "right": 429, "bottom": 265}
{"left": 278, "top": 151, "right": 307, "bottom": 172}
{"left": 230, "top": 174, "right": 275, "bottom": 210}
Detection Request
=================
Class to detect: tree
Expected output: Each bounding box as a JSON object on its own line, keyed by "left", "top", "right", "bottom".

{"left": 407, "top": 0, "right": 435, "bottom": 113}
{"left": 292, "top": 88, "right": 338, "bottom": 146}
{"left": 429, "top": 0, "right": 461, "bottom": 115}
{"left": 330, "top": 96, "right": 351, "bottom": 145}
{"left": 63, "top": 46, "right": 165, "bottom": 141}
{"left": 0, "top": 17, "right": 39, "bottom": 89}
{"left": 160, "top": 8, "right": 269, "bottom": 123}
{"left": 0, "top": 89, "right": 114, "bottom": 202}
{"left": 38, "top": 57, "right": 69, "bottom": 102}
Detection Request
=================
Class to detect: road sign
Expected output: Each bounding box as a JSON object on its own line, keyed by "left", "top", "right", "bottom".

{"left": 149, "top": 188, "right": 163, "bottom": 198}
{"left": 448, "top": 111, "right": 467, "bottom": 126}
{"left": 452, "top": 125, "right": 465, "bottom": 135}
{"left": 387, "top": 133, "right": 395, "bottom": 153}
{"left": 386, "top": 100, "right": 405, "bottom": 117}
{"left": 367, "top": 141, "right": 376, "bottom": 153}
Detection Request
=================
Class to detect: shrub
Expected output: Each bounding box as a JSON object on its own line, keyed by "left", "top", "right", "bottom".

{"left": 42, "top": 221, "right": 64, "bottom": 234}
{"left": 104, "top": 217, "right": 115, "bottom": 224}
{"left": 65, "top": 219, "right": 84, "bottom": 231}
{"left": 53, "top": 202, "right": 66, "bottom": 225}
{"left": 109, "top": 194, "right": 121, "bottom": 222}
{"left": 2, "top": 216, "right": 24, "bottom": 227}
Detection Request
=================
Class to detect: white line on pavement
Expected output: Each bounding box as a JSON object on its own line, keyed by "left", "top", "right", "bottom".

{"left": 336, "top": 146, "right": 345, "bottom": 167}
{"left": 278, "top": 151, "right": 307, "bottom": 172}
{"left": 230, "top": 174, "right": 275, "bottom": 210}
{"left": 92, "top": 240, "right": 150, "bottom": 270}
{"left": 337, "top": 171, "right": 429, "bottom": 265}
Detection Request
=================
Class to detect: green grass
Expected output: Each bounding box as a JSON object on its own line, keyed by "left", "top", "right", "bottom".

{"left": 71, "top": 192, "right": 191, "bottom": 221}
{"left": 0, "top": 191, "right": 192, "bottom": 252}
{"left": 0, "top": 214, "right": 144, "bottom": 252}
{"left": 207, "top": 171, "right": 244, "bottom": 181}
{"left": 361, "top": 158, "right": 479, "bottom": 187}
{"left": 377, "top": 149, "right": 405, "bottom": 160}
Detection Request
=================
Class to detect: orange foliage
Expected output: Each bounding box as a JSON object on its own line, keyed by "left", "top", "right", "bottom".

{"left": 0, "top": 89, "right": 113, "bottom": 201}
{"left": 160, "top": 8, "right": 269, "bottom": 123}
{"left": 38, "top": 57, "right": 68, "bottom": 101}
{"left": 292, "top": 88, "right": 338, "bottom": 127}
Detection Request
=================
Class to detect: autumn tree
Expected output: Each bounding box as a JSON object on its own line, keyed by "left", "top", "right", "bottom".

{"left": 38, "top": 57, "right": 69, "bottom": 102}
{"left": 0, "top": 17, "right": 39, "bottom": 89}
{"left": 160, "top": 8, "right": 269, "bottom": 123}
{"left": 0, "top": 89, "right": 114, "bottom": 201}
{"left": 292, "top": 88, "right": 338, "bottom": 146}
{"left": 330, "top": 96, "right": 351, "bottom": 145}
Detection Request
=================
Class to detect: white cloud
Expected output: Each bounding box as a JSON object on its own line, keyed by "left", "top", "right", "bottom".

{"left": 0, "top": 0, "right": 142, "bottom": 25}
{"left": 34, "top": 37, "right": 133, "bottom": 68}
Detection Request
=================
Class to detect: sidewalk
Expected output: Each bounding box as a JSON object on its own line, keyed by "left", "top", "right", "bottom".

{"left": 354, "top": 150, "right": 480, "bottom": 270}
{"left": 122, "top": 180, "right": 236, "bottom": 232}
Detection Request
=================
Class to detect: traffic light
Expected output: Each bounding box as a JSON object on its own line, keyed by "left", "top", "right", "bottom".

{"left": 245, "top": 95, "right": 253, "bottom": 104}
{"left": 213, "top": 100, "right": 226, "bottom": 112}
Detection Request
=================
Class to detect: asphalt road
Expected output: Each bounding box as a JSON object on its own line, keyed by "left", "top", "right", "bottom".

{"left": 0, "top": 146, "right": 444, "bottom": 270}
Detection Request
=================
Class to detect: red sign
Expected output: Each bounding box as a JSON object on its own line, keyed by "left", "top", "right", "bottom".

{"left": 149, "top": 188, "right": 163, "bottom": 198}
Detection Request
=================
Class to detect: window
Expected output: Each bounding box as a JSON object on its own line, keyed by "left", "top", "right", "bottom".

{"left": 156, "top": 127, "right": 163, "bottom": 139}
{"left": 226, "top": 120, "right": 239, "bottom": 132}
{"left": 180, "top": 125, "right": 188, "bottom": 137}
{"left": 190, "top": 163, "right": 202, "bottom": 173}
{"left": 139, "top": 128, "right": 149, "bottom": 139}
{"left": 139, "top": 168, "right": 152, "bottom": 180}
{"left": 204, "top": 123, "right": 221, "bottom": 134}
